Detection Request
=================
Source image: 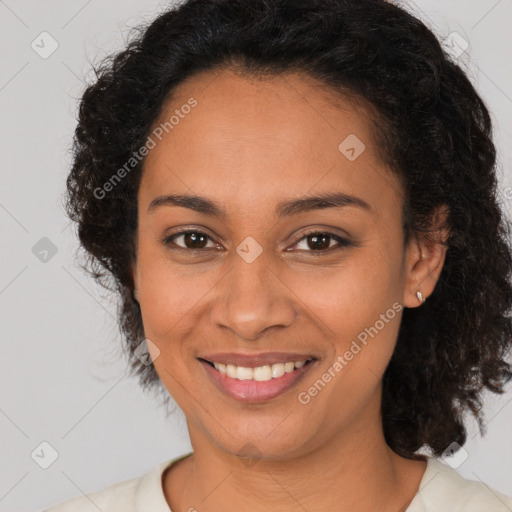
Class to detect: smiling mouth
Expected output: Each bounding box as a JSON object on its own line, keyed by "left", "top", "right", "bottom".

{"left": 198, "top": 357, "right": 318, "bottom": 403}
{"left": 199, "top": 358, "right": 316, "bottom": 381}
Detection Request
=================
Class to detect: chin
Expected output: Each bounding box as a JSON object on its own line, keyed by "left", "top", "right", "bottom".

{"left": 202, "top": 413, "right": 321, "bottom": 462}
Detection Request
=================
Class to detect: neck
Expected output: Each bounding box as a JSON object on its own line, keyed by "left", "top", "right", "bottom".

{"left": 164, "top": 395, "right": 427, "bottom": 512}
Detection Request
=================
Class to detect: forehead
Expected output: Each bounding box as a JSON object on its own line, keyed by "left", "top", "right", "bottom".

{"left": 164, "top": 67, "right": 374, "bottom": 146}
{"left": 139, "top": 68, "right": 403, "bottom": 215}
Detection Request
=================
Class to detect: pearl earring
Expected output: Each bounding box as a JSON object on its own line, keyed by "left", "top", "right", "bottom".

{"left": 416, "top": 290, "right": 425, "bottom": 304}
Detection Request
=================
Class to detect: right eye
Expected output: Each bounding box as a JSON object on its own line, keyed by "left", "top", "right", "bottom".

{"left": 162, "top": 229, "right": 221, "bottom": 251}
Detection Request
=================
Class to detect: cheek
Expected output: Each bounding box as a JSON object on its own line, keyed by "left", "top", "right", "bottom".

{"left": 289, "top": 242, "right": 403, "bottom": 333}
{"left": 136, "top": 238, "right": 211, "bottom": 338}
{"left": 288, "top": 244, "right": 404, "bottom": 383}
{"left": 135, "top": 248, "right": 208, "bottom": 399}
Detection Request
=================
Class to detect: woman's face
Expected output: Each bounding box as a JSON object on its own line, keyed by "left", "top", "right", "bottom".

{"left": 132, "top": 68, "right": 437, "bottom": 460}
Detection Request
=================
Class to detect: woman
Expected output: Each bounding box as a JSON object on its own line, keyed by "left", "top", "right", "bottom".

{"left": 46, "top": 0, "right": 512, "bottom": 510}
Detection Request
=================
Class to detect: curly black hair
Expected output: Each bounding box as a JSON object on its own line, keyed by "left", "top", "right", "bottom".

{"left": 65, "top": 0, "right": 512, "bottom": 460}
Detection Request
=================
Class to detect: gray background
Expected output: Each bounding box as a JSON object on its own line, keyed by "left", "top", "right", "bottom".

{"left": 1, "top": 0, "right": 511, "bottom": 510}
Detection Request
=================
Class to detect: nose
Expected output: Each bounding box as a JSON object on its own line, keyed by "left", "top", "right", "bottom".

{"left": 209, "top": 251, "right": 297, "bottom": 341}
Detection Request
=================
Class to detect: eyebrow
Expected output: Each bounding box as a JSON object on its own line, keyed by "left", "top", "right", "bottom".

{"left": 147, "top": 192, "right": 372, "bottom": 218}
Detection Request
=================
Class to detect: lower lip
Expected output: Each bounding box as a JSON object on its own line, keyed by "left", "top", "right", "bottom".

{"left": 199, "top": 359, "right": 316, "bottom": 403}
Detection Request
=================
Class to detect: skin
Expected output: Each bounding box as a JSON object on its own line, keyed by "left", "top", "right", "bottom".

{"left": 131, "top": 68, "right": 449, "bottom": 512}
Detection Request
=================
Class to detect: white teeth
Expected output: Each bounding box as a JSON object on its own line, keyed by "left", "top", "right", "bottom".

{"left": 271, "top": 363, "right": 285, "bottom": 378}
{"left": 253, "top": 365, "right": 272, "bottom": 381}
{"left": 284, "top": 362, "right": 295, "bottom": 373}
{"left": 226, "top": 364, "right": 237, "bottom": 378}
{"left": 236, "top": 366, "right": 253, "bottom": 380}
{"left": 212, "top": 360, "right": 310, "bottom": 380}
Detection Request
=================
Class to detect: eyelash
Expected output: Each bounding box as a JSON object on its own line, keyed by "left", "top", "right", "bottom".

{"left": 162, "top": 228, "right": 353, "bottom": 254}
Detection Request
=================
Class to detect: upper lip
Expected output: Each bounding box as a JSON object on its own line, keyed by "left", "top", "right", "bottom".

{"left": 198, "top": 352, "right": 317, "bottom": 368}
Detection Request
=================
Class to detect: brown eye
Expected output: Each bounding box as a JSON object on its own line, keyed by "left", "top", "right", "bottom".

{"left": 305, "top": 233, "right": 331, "bottom": 250}
{"left": 293, "top": 232, "right": 352, "bottom": 252}
{"left": 163, "top": 230, "right": 217, "bottom": 250}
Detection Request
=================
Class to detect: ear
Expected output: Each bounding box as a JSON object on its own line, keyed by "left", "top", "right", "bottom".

{"left": 402, "top": 205, "right": 450, "bottom": 308}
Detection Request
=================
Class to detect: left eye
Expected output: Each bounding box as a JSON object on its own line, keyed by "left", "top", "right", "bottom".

{"left": 164, "top": 230, "right": 219, "bottom": 251}
{"left": 292, "top": 232, "right": 351, "bottom": 252}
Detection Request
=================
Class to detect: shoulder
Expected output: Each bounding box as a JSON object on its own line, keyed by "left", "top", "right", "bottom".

{"left": 43, "top": 476, "right": 141, "bottom": 512}
{"left": 408, "top": 457, "right": 512, "bottom": 512}
{"left": 43, "top": 453, "right": 193, "bottom": 512}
